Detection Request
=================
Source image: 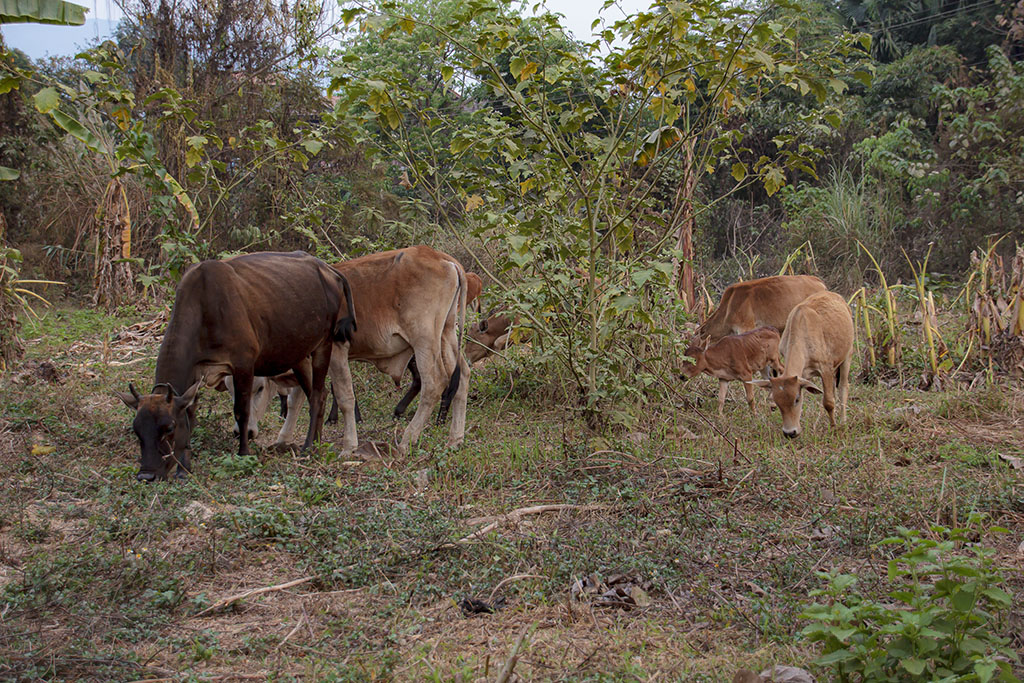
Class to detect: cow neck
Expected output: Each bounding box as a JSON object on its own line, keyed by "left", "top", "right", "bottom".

{"left": 781, "top": 340, "right": 808, "bottom": 378}
{"left": 153, "top": 304, "right": 199, "bottom": 395}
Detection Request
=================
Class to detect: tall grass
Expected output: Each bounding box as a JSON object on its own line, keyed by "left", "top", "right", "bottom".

{"left": 781, "top": 166, "right": 901, "bottom": 290}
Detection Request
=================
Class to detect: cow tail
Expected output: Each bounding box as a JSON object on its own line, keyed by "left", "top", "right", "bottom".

{"left": 333, "top": 272, "right": 358, "bottom": 343}
{"left": 439, "top": 262, "right": 467, "bottom": 413}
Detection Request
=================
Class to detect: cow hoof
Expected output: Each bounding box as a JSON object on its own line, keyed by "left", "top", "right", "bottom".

{"left": 174, "top": 470, "right": 190, "bottom": 481}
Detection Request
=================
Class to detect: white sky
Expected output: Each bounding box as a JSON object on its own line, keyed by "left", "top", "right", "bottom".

{"left": 1, "top": 0, "right": 653, "bottom": 61}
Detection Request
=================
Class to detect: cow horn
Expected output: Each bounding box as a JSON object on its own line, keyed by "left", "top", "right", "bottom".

{"left": 128, "top": 383, "right": 140, "bottom": 400}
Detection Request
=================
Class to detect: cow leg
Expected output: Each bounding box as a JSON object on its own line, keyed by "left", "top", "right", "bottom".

{"left": 446, "top": 350, "right": 470, "bottom": 448}
{"left": 402, "top": 342, "right": 447, "bottom": 453}
{"left": 300, "top": 342, "right": 332, "bottom": 450}
{"left": 174, "top": 402, "right": 197, "bottom": 479}
{"left": 717, "top": 380, "right": 728, "bottom": 416}
{"left": 393, "top": 356, "right": 421, "bottom": 419}
{"left": 838, "top": 354, "right": 852, "bottom": 425}
{"left": 327, "top": 379, "right": 360, "bottom": 425}
{"left": 742, "top": 376, "right": 756, "bottom": 412}
{"left": 437, "top": 361, "right": 460, "bottom": 424}
{"left": 820, "top": 368, "right": 838, "bottom": 427}
{"left": 275, "top": 388, "right": 305, "bottom": 449}
{"left": 330, "top": 343, "right": 359, "bottom": 453}
{"left": 232, "top": 370, "right": 254, "bottom": 456}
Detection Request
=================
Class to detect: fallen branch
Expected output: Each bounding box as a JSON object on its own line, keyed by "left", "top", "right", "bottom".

{"left": 489, "top": 573, "right": 546, "bottom": 603}
{"left": 193, "top": 576, "right": 314, "bottom": 618}
{"left": 458, "top": 504, "right": 608, "bottom": 544}
{"left": 496, "top": 625, "right": 534, "bottom": 683}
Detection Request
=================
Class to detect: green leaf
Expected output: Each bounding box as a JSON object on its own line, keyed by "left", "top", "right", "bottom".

{"left": 901, "top": 658, "right": 927, "bottom": 676}
{"left": 0, "top": 0, "right": 88, "bottom": 25}
{"left": 49, "top": 109, "right": 102, "bottom": 152}
{"left": 509, "top": 56, "right": 526, "bottom": 80}
{"left": 0, "top": 74, "right": 21, "bottom": 94}
{"left": 441, "top": 65, "right": 454, "bottom": 84}
{"left": 980, "top": 587, "right": 1013, "bottom": 607}
{"left": 974, "top": 660, "right": 997, "bottom": 683}
{"left": 731, "top": 162, "right": 747, "bottom": 182}
{"left": 301, "top": 139, "right": 324, "bottom": 156}
{"left": 815, "top": 649, "right": 855, "bottom": 665}
{"left": 0, "top": 165, "right": 20, "bottom": 181}
{"left": 33, "top": 87, "right": 60, "bottom": 113}
{"left": 763, "top": 165, "right": 786, "bottom": 196}
{"left": 610, "top": 294, "right": 638, "bottom": 314}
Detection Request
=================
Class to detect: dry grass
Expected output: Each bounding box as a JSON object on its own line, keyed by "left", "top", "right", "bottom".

{"left": 0, "top": 304, "right": 1022, "bottom": 681}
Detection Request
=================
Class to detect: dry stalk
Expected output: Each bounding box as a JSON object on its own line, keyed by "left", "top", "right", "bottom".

{"left": 192, "top": 575, "right": 314, "bottom": 617}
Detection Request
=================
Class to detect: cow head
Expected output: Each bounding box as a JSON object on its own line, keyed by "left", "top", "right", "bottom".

{"left": 750, "top": 376, "right": 822, "bottom": 438}
{"left": 466, "top": 315, "right": 512, "bottom": 364}
{"left": 679, "top": 337, "right": 710, "bottom": 380}
{"left": 115, "top": 381, "right": 201, "bottom": 481}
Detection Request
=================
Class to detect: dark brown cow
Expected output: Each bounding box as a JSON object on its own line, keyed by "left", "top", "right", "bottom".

{"left": 115, "top": 251, "right": 356, "bottom": 481}
{"left": 679, "top": 327, "right": 782, "bottom": 415}
{"left": 697, "top": 275, "right": 827, "bottom": 341}
{"left": 263, "top": 246, "right": 471, "bottom": 454}
{"left": 245, "top": 269, "right": 492, "bottom": 437}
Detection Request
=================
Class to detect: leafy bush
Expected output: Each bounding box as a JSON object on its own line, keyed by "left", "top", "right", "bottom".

{"left": 802, "top": 517, "right": 1019, "bottom": 682}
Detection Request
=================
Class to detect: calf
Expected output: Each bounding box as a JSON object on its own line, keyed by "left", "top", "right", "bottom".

{"left": 679, "top": 327, "right": 782, "bottom": 415}
{"left": 750, "top": 291, "right": 854, "bottom": 438}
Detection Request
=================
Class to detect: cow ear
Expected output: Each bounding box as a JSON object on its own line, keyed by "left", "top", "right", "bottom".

{"left": 114, "top": 383, "right": 140, "bottom": 410}
{"left": 748, "top": 379, "right": 772, "bottom": 390}
{"left": 174, "top": 380, "right": 202, "bottom": 412}
{"left": 799, "top": 379, "right": 823, "bottom": 394}
{"left": 478, "top": 319, "right": 488, "bottom": 333}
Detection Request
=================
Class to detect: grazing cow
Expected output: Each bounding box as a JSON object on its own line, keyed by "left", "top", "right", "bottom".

{"left": 259, "top": 246, "right": 471, "bottom": 454}
{"left": 679, "top": 327, "right": 783, "bottom": 415}
{"left": 697, "top": 275, "right": 827, "bottom": 341}
{"left": 115, "top": 252, "right": 356, "bottom": 481}
{"left": 750, "top": 291, "right": 854, "bottom": 438}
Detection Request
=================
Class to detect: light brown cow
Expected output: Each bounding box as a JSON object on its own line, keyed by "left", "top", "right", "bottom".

{"left": 265, "top": 246, "right": 471, "bottom": 454}
{"left": 391, "top": 313, "right": 514, "bottom": 420}
{"left": 697, "top": 275, "right": 827, "bottom": 341}
{"left": 679, "top": 327, "right": 783, "bottom": 415}
{"left": 751, "top": 291, "right": 854, "bottom": 438}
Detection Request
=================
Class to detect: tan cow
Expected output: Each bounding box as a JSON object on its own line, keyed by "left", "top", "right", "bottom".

{"left": 390, "top": 313, "right": 515, "bottom": 420}
{"left": 679, "top": 327, "right": 783, "bottom": 415}
{"left": 697, "top": 275, "right": 827, "bottom": 341}
{"left": 750, "top": 291, "right": 854, "bottom": 438}
{"left": 264, "top": 246, "right": 471, "bottom": 454}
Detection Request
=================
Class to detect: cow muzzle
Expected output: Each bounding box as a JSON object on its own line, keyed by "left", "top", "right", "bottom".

{"left": 782, "top": 428, "right": 799, "bottom": 439}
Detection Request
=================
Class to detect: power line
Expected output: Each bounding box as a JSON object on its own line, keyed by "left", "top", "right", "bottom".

{"left": 851, "top": 0, "right": 999, "bottom": 34}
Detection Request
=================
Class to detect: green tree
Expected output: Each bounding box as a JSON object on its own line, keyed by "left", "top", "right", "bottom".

{"left": 335, "top": 0, "right": 867, "bottom": 423}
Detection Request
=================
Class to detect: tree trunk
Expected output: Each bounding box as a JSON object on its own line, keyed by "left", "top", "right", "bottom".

{"left": 671, "top": 137, "right": 697, "bottom": 311}
{"left": 93, "top": 178, "right": 134, "bottom": 310}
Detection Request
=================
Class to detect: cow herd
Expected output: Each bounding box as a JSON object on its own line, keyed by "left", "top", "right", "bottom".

{"left": 116, "top": 249, "right": 853, "bottom": 481}
{"left": 679, "top": 274, "right": 854, "bottom": 439}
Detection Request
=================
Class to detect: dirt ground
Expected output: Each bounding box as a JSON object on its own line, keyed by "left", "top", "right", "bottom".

{"left": 1, "top": 305, "right": 1022, "bottom": 681}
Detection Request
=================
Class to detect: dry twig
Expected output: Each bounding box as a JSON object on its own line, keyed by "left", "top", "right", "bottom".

{"left": 193, "top": 576, "right": 314, "bottom": 617}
